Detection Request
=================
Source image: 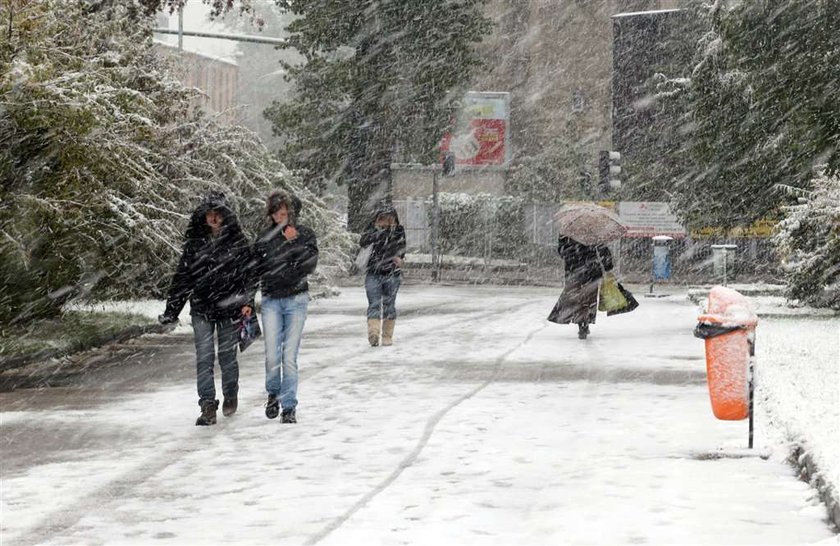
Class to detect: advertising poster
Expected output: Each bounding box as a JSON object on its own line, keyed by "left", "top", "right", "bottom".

{"left": 440, "top": 91, "right": 510, "bottom": 166}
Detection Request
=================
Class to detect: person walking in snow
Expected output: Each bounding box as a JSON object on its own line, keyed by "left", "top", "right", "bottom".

{"left": 250, "top": 191, "right": 318, "bottom": 424}
{"left": 159, "top": 191, "right": 253, "bottom": 426}
{"left": 359, "top": 205, "right": 406, "bottom": 347}
{"left": 548, "top": 235, "right": 613, "bottom": 339}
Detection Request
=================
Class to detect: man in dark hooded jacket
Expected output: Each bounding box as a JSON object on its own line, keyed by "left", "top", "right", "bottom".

{"left": 159, "top": 191, "right": 252, "bottom": 425}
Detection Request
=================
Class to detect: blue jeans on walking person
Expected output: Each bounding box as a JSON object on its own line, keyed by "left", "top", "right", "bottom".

{"left": 261, "top": 293, "right": 309, "bottom": 410}
{"left": 365, "top": 273, "right": 401, "bottom": 320}
{"left": 191, "top": 315, "right": 240, "bottom": 405}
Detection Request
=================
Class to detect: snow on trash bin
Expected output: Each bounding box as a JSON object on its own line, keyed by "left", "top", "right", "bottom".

{"left": 693, "top": 285, "right": 758, "bottom": 420}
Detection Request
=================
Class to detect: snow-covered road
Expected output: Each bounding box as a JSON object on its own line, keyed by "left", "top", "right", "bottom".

{"left": 1, "top": 285, "right": 835, "bottom": 545}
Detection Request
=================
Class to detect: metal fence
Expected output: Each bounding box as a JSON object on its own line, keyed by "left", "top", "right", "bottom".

{"left": 393, "top": 199, "right": 781, "bottom": 283}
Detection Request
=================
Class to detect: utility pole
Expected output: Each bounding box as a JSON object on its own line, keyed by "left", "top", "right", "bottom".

{"left": 431, "top": 153, "right": 455, "bottom": 282}
{"left": 177, "top": 3, "right": 183, "bottom": 51}
{"left": 431, "top": 169, "right": 440, "bottom": 282}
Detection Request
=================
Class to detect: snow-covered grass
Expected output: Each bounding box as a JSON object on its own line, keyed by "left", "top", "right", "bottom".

{"left": 689, "top": 289, "right": 839, "bottom": 521}
{"left": 0, "top": 310, "right": 156, "bottom": 362}
{"left": 756, "top": 314, "right": 839, "bottom": 501}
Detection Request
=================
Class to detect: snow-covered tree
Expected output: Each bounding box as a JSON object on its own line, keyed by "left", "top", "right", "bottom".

{"left": 0, "top": 0, "right": 352, "bottom": 324}
{"left": 265, "top": 0, "right": 491, "bottom": 231}
{"left": 506, "top": 118, "right": 596, "bottom": 203}
{"left": 775, "top": 172, "right": 840, "bottom": 309}
{"left": 213, "top": 0, "right": 301, "bottom": 147}
{"left": 671, "top": 0, "right": 840, "bottom": 230}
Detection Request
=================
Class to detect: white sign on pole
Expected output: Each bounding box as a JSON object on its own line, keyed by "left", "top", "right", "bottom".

{"left": 619, "top": 202, "right": 687, "bottom": 238}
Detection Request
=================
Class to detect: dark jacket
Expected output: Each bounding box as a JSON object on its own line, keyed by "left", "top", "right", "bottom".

{"left": 163, "top": 197, "right": 252, "bottom": 321}
{"left": 359, "top": 208, "right": 406, "bottom": 276}
{"left": 251, "top": 222, "right": 319, "bottom": 299}
{"left": 557, "top": 236, "right": 613, "bottom": 285}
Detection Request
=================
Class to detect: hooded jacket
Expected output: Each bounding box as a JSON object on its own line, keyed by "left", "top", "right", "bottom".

{"left": 359, "top": 206, "right": 407, "bottom": 276}
{"left": 163, "top": 194, "right": 252, "bottom": 321}
{"left": 251, "top": 195, "right": 319, "bottom": 299}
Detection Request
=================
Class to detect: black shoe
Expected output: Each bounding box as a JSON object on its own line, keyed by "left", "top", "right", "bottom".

{"left": 196, "top": 399, "right": 219, "bottom": 426}
{"left": 265, "top": 394, "right": 279, "bottom": 419}
{"left": 222, "top": 397, "right": 238, "bottom": 417}
{"left": 281, "top": 408, "right": 296, "bottom": 424}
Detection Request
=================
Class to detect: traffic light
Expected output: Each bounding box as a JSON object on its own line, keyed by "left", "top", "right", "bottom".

{"left": 442, "top": 151, "right": 456, "bottom": 176}
{"left": 598, "top": 150, "right": 622, "bottom": 193}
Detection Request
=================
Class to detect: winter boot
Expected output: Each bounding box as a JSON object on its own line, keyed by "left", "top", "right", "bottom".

{"left": 367, "top": 319, "right": 381, "bottom": 347}
{"left": 222, "top": 397, "right": 238, "bottom": 417}
{"left": 381, "top": 319, "right": 396, "bottom": 346}
{"left": 195, "top": 399, "right": 219, "bottom": 426}
{"left": 281, "top": 408, "right": 297, "bottom": 424}
{"left": 265, "top": 394, "right": 280, "bottom": 419}
{"left": 577, "top": 322, "right": 590, "bottom": 340}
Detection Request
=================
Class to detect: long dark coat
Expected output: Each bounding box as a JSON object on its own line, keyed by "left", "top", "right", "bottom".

{"left": 162, "top": 196, "right": 252, "bottom": 321}
{"left": 548, "top": 236, "right": 613, "bottom": 325}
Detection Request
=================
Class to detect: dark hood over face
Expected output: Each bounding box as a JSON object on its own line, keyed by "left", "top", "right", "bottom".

{"left": 372, "top": 204, "right": 401, "bottom": 226}
{"left": 185, "top": 191, "right": 241, "bottom": 241}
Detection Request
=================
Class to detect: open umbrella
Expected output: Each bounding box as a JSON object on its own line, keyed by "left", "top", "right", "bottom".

{"left": 554, "top": 203, "right": 627, "bottom": 245}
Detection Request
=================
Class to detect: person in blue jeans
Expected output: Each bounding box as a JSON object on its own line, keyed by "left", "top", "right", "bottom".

{"left": 159, "top": 191, "right": 253, "bottom": 426}
{"left": 250, "top": 191, "right": 318, "bottom": 423}
{"left": 359, "top": 206, "right": 406, "bottom": 347}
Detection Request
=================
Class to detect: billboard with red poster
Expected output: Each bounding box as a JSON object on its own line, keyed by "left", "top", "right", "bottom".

{"left": 440, "top": 91, "right": 510, "bottom": 166}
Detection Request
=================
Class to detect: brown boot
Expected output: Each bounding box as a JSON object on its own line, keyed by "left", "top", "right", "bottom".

{"left": 195, "top": 399, "right": 219, "bottom": 426}
{"left": 382, "top": 319, "right": 395, "bottom": 346}
{"left": 367, "top": 319, "right": 381, "bottom": 347}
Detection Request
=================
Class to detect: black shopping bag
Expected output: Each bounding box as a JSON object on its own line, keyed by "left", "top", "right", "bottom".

{"left": 606, "top": 282, "right": 639, "bottom": 316}
{"left": 238, "top": 314, "right": 262, "bottom": 352}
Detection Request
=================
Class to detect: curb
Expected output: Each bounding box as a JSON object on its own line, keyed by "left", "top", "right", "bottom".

{"left": 791, "top": 446, "right": 840, "bottom": 531}
{"left": 0, "top": 322, "right": 175, "bottom": 373}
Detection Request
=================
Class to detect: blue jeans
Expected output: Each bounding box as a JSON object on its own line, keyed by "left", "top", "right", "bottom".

{"left": 365, "top": 273, "right": 401, "bottom": 320}
{"left": 191, "top": 315, "right": 240, "bottom": 405}
{"left": 261, "top": 293, "right": 309, "bottom": 410}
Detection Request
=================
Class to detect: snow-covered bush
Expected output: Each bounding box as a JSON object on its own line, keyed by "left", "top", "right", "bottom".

{"left": 775, "top": 172, "right": 840, "bottom": 309}
{"left": 425, "top": 193, "right": 526, "bottom": 258}
{"left": 0, "top": 0, "right": 353, "bottom": 324}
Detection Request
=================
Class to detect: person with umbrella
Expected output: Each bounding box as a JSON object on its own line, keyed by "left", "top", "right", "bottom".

{"left": 548, "top": 236, "right": 614, "bottom": 339}
{"left": 548, "top": 203, "right": 624, "bottom": 339}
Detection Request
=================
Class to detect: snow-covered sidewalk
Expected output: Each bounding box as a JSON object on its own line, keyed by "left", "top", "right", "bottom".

{"left": 1, "top": 285, "right": 837, "bottom": 545}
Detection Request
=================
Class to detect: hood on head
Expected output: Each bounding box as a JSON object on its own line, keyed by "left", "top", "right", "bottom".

{"left": 185, "top": 191, "right": 238, "bottom": 240}
{"left": 372, "top": 204, "right": 400, "bottom": 226}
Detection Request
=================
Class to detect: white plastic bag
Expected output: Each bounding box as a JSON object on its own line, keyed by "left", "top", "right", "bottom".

{"left": 354, "top": 245, "right": 372, "bottom": 273}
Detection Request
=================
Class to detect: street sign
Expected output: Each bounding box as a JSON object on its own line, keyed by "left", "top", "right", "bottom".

{"left": 619, "top": 201, "right": 686, "bottom": 238}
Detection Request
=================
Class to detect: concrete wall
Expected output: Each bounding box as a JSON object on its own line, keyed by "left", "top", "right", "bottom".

{"left": 156, "top": 45, "right": 239, "bottom": 124}
{"left": 391, "top": 164, "right": 508, "bottom": 201}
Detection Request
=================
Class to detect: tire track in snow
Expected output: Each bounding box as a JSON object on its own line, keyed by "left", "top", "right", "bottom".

{"left": 6, "top": 295, "right": 543, "bottom": 545}
{"left": 305, "top": 306, "right": 549, "bottom": 545}
{"left": 302, "top": 296, "right": 542, "bottom": 381}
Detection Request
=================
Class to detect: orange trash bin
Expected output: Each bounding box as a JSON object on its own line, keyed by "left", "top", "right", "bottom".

{"left": 694, "top": 286, "right": 758, "bottom": 421}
